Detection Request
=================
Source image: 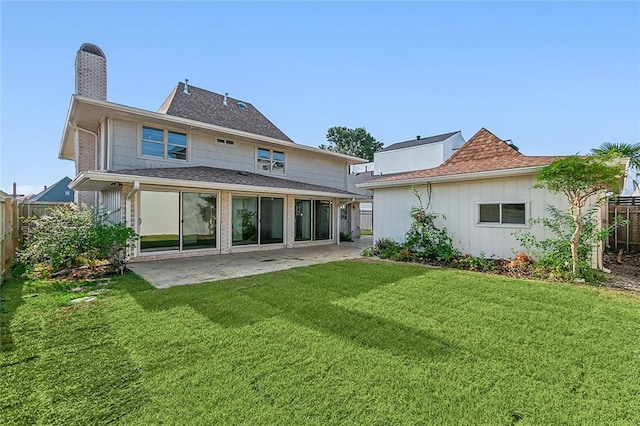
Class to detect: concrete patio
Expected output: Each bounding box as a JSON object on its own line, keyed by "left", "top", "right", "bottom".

{"left": 128, "top": 236, "right": 372, "bottom": 288}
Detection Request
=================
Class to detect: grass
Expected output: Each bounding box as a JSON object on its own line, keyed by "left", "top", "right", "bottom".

{"left": 1, "top": 260, "right": 639, "bottom": 424}
{"left": 360, "top": 229, "right": 373, "bottom": 236}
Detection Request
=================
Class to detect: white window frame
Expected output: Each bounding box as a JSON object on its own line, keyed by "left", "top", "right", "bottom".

{"left": 139, "top": 124, "right": 189, "bottom": 162}
{"left": 256, "top": 147, "right": 286, "bottom": 174}
{"left": 475, "top": 201, "right": 530, "bottom": 228}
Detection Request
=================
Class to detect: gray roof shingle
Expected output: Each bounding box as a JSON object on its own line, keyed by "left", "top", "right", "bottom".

{"left": 110, "top": 166, "right": 358, "bottom": 196}
{"left": 158, "top": 82, "right": 293, "bottom": 142}
{"left": 380, "top": 131, "right": 459, "bottom": 152}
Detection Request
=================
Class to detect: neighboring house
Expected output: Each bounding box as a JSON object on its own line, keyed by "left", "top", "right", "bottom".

{"left": 28, "top": 177, "right": 74, "bottom": 203}
{"left": 374, "top": 131, "right": 466, "bottom": 176}
{"left": 358, "top": 128, "right": 611, "bottom": 268}
{"left": 59, "top": 43, "right": 368, "bottom": 260}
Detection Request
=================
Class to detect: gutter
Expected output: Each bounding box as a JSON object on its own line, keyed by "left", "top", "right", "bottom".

{"left": 124, "top": 181, "right": 140, "bottom": 258}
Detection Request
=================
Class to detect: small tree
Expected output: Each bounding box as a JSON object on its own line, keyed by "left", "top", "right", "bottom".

{"left": 535, "top": 155, "right": 623, "bottom": 277}
{"left": 319, "top": 126, "right": 383, "bottom": 161}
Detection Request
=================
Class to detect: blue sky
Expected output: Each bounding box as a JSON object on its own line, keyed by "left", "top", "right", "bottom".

{"left": 1, "top": 1, "right": 639, "bottom": 195}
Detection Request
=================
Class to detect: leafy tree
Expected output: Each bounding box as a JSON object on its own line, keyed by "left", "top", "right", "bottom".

{"left": 535, "top": 155, "right": 623, "bottom": 277}
{"left": 591, "top": 142, "right": 640, "bottom": 169}
{"left": 319, "top": 126, "right": 383, "bottom": 161}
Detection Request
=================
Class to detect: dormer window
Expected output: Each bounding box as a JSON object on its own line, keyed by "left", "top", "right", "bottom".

{"left": 142, "top": 126, "right": 187, "bottom": 161}
{"left": 257, "top": 148, "right": 285, "bottom": 174}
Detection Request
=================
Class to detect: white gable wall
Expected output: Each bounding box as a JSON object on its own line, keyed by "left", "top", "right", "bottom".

{"left": 373, "top": 175, "right": 577, "bottom": 259}
{"left": 374, "top": 132, "right": 465, "bottom": 176}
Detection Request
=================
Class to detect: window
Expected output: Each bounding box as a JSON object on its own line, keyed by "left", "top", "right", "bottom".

{"left": 257, "top": 148, "right": 285, "bottom": 174}
{"left": 142, "top": 126, "right": 187, "bottom": 160}
{"left": 478, "top": 203, "right": 526, "bottom": 225}
{"left": 217, "top": 138, "right": 234, "bottom": 145}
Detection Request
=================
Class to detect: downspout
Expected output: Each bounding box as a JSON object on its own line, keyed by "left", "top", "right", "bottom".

{"left": 125, "top": 181, "right": 140, "bottom": 258}
{"left": 69, "top": 124, "right": 99, "bottom": 206}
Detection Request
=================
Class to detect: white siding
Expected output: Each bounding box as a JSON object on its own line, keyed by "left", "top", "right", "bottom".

{"left": 109, "top": 119, "right": 350, "bottom": 191}
{"left": 100, "top": 187, "right": 123, "bottom": 224}
{"left": 374, "top": 132, "right": 465, "bottom": 176}
{"left": 373, "top": 175, "right": 574, "bottom": 259}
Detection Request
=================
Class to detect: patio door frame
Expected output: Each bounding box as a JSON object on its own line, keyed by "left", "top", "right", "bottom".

{"left": 137, "top": 188, "right": 220, "bottom": 255}
{"left": 230, "top": 192, "right": 286, "bottom": 248}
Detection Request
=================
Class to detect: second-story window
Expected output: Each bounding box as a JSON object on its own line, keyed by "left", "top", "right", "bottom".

{"left": 257, "top": 148, "right": 285, "bottom": 174}
{"left": 142, "top": 126, "right": 187, "bottom": 161}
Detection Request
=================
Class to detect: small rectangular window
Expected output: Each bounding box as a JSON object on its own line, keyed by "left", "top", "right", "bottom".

{"left": 141, "top": 126, "right": 187, "bottom": 161}
{"left": 479, "top": 204, "right": 500, "bottom": 223}
{"left": 479, "top": 203, "right": 526, "bottom": 225}
{"left": 257, "top": 147, "right": 285, "bottom": 174}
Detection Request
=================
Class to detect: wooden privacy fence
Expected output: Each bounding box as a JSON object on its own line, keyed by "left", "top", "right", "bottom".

{"left": 0, "top": 195, "right": 19, "bottom": 283}
{"left": 608, "top": 197, "right": 640, "bottom": 253}
{"left": 360, "top": 210, "right": 373, "bottom": 231}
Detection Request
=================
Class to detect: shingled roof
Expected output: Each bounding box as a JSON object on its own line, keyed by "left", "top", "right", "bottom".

{"left": 158, "top": 82, "right": 293, "bottom": 142}
{"left": 109, "top": 166, "right": 356, "bottom": 196}
{"left": 362, "top": 128, "right": 558, "bottom": 185}
{"left": 380, "top": 131, "right": 460, "bottom": 152}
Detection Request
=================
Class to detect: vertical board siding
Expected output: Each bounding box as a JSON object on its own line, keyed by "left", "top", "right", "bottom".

{"left": 373, "top": 176, "right": 573, "bottom": 259}
{"left": 101, "top": 188, "right": 123, "bottom": 224}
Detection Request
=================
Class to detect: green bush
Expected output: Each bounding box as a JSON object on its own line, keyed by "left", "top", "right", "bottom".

{"left": 514, "top": 205, "right": 624, "bottom": 283}
{"left": 19, "top": 204, "right": 138, "bottom": 274}
{"left": 339, "top": 232, "right": 353, "bottom": 242}
{"left": 405, "top": 187, "right": 460, "bottom": 263}
{"left": 456, "top": 253, "right": 496, "bottom": 272}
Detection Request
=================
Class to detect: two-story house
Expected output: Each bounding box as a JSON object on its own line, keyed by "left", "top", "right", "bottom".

{"left": 60, "top": 43, "right": 368, "bottom": 260}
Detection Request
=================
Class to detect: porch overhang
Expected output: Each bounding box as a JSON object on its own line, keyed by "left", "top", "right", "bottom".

{"left": 70, "top": 170, "right": 368, "bottom": 200}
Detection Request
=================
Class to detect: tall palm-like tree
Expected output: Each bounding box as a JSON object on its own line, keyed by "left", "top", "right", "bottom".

{"left": 591, "top": 142, "right": 640, "bottom": 169}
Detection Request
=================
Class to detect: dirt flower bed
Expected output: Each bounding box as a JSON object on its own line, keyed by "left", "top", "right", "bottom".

{"left": 408, "top": 252, "right": 639, "bottom": 294}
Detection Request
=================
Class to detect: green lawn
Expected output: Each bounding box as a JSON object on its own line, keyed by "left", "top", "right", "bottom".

{"left": 1, "top": 261, "right": 639, "bottom": 424}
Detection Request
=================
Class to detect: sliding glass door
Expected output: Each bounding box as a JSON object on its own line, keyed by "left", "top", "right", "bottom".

{"left": 314, "top": 200, "right": 332, "bottom": 240}
{"left": 140, "top": 191, "right": 180, "bottom": 252}
{"left": 232, "top": 196, "right": 258, "bottom": 246}
{"left": 182, "top": 193, "right": 217, "bottom": 250}
{"left": 295, "top": 199, "right": 333, "bottom": 242}
{"left": 140, "top": 190, "right": 217, "bottom": 253}
{"left": 295, "top": 200, "right": 311, "bottom": 241}
{"left": 232, "top": 195, "right": 284, "bottom": 246}
{"left": 260, "top": 197, "right": 284, "bottom": 244}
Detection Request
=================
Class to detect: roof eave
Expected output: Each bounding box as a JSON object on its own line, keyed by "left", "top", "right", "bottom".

{"left": 58, "top": 95, "right": 77, "bottom": 161}
{"left": 69, "top": 171, "right": 362, "bottom": 199}
{"left": 357, "top": 165, "right": 545, "bottom": 189}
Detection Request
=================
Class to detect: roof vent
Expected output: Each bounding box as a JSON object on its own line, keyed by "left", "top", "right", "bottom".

{"left": 237, "top": 171, "right": 249, "bottom": 176}
{"left": 183, "top": 79, "right": 189, "bottom": 95}
{"left": 223, "top": 92, "right": 228, "bottom": 106}
{"left": 237, "top": 101, "right": 248, "bottom": 110}
{"left": 504, "top": 139, "right": 520, "bottom": 151}
{"left": 416, "top": 135, "right": 421, "bottom": 140}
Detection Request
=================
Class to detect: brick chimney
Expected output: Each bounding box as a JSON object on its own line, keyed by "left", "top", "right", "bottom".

{"left": 74, "top": 43, "right": 106, "bottom": 207}
{"left": 75, "top": 43, "right": 106, "bottom": 100}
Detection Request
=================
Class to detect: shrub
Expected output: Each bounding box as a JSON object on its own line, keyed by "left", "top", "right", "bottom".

{"left": 339, "top": 232, "right": 353, "bottom": 242}
{"left": 513, "top": 205, "right": 625, "bottom": 283}
{"left": 457, "top": 253, "right": 496, "bottom": 272}
{"left": 18, "top": 203, "right": 138, "bottom": 275}
{"left": 373, "top": 238, "right": 403, "bottom": 259}
{"left": 405, "top": 187, "right": 460, "bottom": 263}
